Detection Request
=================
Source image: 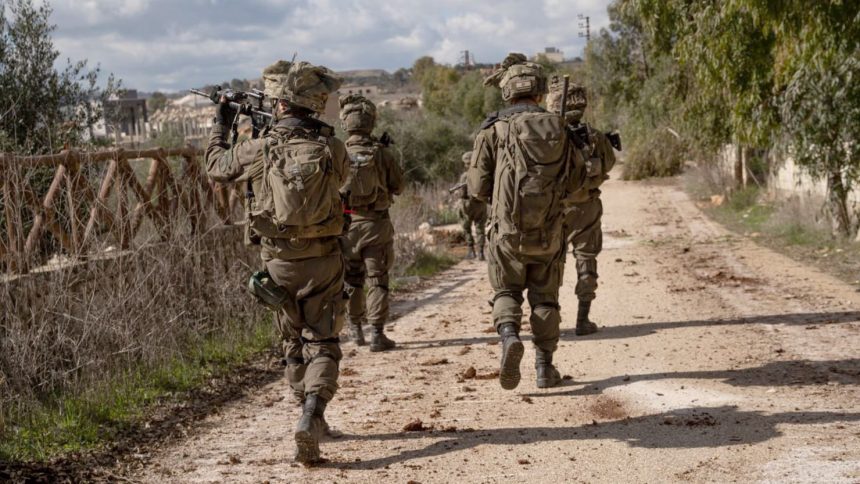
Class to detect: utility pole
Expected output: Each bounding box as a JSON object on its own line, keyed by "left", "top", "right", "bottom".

{"left": 460, "top": 50, "right": 473, "bottom": 70}
{"left": 578, "top": 14, "right": 591, "bottom": 43}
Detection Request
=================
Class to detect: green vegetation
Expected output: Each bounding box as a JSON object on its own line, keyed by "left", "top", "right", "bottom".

{"left": 587, "top": 1, "right": 860, "bottom": 237}
{"left": 404, "top": 250, "right": 458, "bottom": 278}
{"left": 0, "top": 0, "right": 118, "bottom": 155}
{"left": 0, "top": 320, "right": 276, "bottom": 462}
{"left": 377, "top": 57, "right": 507, "bottom": 184}
{"left": 702, "top": 183, "right": 860, "bottom": 284}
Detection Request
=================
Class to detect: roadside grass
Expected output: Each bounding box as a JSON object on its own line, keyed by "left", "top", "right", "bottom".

{"left": 0, "top": 319, "right": 276, "bottom": 463}
{"left": 405, "top": 250, "right": 458, "bottom": 278}
{"left": 687, "top": 176, "right": 860, "bottom": 285}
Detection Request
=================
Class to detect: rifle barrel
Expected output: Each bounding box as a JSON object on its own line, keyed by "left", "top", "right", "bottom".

{"left": 189, "top": 88, "right": 272, "bottom": 120}
{"left": 560, "top": 75, "right": 570, "bottom": 118}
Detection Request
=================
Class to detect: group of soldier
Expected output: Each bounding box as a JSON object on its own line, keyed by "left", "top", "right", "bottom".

{"left": 204, "top": 52, "right": 616, "bottom": 464}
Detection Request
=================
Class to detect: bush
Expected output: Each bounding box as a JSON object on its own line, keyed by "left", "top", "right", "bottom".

{"left": 622, "top": 130, "right": 686, "bottom": 180}
{"left": 376, "top": 109, "right": 473, "bottom": 183}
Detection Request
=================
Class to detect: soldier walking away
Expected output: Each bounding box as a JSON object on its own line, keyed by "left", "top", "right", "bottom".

{"left": 468, "top": 54, "right": 587, "bottom": 390}
{"left": 205, "top": 60, "right": 345, "bottom": 464}
{"left": 338, "top": 94, "right": 405, "bottom": 351}
{"left": 546, "top": 76, "right": 619, "bottom": 336}
{"left": 455, "top": 150, "right": 487, "bottom": 260}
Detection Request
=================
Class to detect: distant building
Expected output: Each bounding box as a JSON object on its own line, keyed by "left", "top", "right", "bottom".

{"left": 534, "top": 47, "right": 565, "bottom": 63}
{"left": 338, "top": 84, "right": 380, "bottom": 98}
{"left": 104, "top": 90, "right": 148, "bottom": 140}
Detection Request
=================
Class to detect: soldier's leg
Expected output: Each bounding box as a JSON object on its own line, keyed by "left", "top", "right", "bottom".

{"left": 462, "top": 215, "right": 476, "bottom": 259}
{"left": 476, "top": 214, "right": 487, "bottom": 261}
{"left": 276, "top": 311, "right": 306, "bottom": 403}
{"left": 488, "top": 236, "right": 526, "bottom": 390}
{"left": 344, "top": 244, "right": 367, "bottom": 346}
{"left": 365, "top": 240, "right": 395, "bottom": 352}
{"left": 267, "top": 253, "right": 344, "bottom": 464}
{"left": 526, "top": 251, "right": 564, "bottom": 388}
{"left": 573, "top": 199, "right": 603, "bottom": 335}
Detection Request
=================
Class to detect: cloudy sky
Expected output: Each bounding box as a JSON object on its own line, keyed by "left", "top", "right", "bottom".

{"left": 48, "top": 0, "right": 612, "bottom": 93}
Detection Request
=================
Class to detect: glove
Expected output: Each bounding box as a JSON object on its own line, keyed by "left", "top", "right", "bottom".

{"left": 215, "top": 99, "right": 237, "bottom": 127}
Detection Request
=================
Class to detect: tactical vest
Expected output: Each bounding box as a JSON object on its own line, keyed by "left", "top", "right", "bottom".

{"left": 248, "top": 119, "right": 343, "bottom": 239}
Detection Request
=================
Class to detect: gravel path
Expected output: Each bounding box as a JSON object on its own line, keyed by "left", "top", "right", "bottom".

{"left": 137, "top": 176, "right": 860, "bottom": 483}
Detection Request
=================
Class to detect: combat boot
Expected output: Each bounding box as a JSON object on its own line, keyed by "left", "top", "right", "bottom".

{"left": 294, "top": 393, "right": 327, "bottom": 464}
{"left": 369, "top": 325, "right": 396, "bottom": 352}
{"left": 535, "top": 349, "right": 562, "bottom": 388}
{"left": 498, "top": 323, "right": 524, "bottom": 390}
{"left": 466, "top": 244, "right": 476, "bottom": 259}
{"left": 295, "top": 394, "right": 335, "bottom": 436}
{"left": 575, "top": 300, "right": 599, "bottom": 336}
{"left": 478, "top": 244, "right": 485, "bottom": 261}
{"left": 348, "top": 322, "right": 366, "bottom": 346}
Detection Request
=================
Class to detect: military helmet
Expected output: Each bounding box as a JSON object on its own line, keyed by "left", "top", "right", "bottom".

{"left": 461, "top": 151, "right": 472, "bottom": 164}
{"left": 485, "top": 53, "right": 547, "bottom": 102}
{"left": 263, "top": 60, "right": 343, "bottom": 113}
{"left": 546, "top": 74, "right": 588, "bottom": 113}
{"left": 339, "top": 93, "right": 376, "bottom": 133}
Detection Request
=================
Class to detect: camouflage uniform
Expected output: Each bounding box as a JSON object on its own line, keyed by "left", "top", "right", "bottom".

{"left": 338, "top": 94, "right": 404, "bottom": 350}
{"left": 456, "top": 153, "right": 487, "bottom": 259}
{"left": 468, "top": 54, "right": 587, "bottom": 390}
{"left": 206, "top": 60, "right": 345, "bottom": 464}
{"left": 547, "top": 77, "right": 618, "bottom": 335}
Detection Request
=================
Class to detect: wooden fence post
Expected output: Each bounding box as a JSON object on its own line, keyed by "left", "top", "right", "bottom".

{"left": 2, "top": 158, "right": 27, "bottom": 273}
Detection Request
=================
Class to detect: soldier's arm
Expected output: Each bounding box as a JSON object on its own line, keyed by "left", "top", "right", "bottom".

{"left": 565, "top": 136, "right": 589, "bottom": 197}
{"left": 204, "top": 125, "right": 261, "bottom": 182}
{"left": 329, "top": 137, "right": 349, "bottom": 188}
{"left": 467, "top": 128, "right": 496, "bottom": 203}
{"left": 594, "top": 130, "right": 617, "bottom": 174}
{"left": 382, "top": 147, "right": 405, "bottom": 196}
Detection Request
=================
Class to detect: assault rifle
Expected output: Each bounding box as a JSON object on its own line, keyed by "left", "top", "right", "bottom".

{"left": 567, "top": 124, "right": 623, "bottom": 152}
{"left": 190, "top": 86, "right": 272, "bottom": 141}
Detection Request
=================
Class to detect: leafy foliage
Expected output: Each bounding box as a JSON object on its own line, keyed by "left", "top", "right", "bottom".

{"left": 0, "top": 0, "right": 118, "bottom": 155}
{"left": 590, "top": 0, "right": 860, "bottom": 235}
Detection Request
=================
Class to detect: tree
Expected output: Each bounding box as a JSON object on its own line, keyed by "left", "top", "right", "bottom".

{"left": 147, "top": 91, "right": 168, "bottom": 113}
{"left": 0, "top": 0, "right": 118, "bottom": 155}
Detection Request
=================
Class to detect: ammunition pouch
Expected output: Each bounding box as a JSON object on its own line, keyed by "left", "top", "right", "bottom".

{"left": 247, "top": 270, "right": 290, "bottom": 310}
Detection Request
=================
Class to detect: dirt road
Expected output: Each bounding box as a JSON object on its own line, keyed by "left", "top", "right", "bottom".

{"left": 138, "top": 177, "right": 860, "bottom": 483}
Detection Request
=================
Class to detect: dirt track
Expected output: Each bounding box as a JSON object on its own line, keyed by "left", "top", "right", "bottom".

{"left": 137, "top": 177, "right": 860, "bottom": 483}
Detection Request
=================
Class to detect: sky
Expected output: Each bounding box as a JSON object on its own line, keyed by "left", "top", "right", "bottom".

{"left": 48, "top": 0, "right": 613, "bottom": 93}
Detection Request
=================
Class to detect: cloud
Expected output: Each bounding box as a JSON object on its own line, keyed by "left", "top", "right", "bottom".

{"left": 46, "top": 0, "right": 613, "bottom": 92}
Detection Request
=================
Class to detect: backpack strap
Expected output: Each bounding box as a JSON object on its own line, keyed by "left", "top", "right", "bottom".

{"left": 480, "top": 103, "right": 546, "bottom": 130}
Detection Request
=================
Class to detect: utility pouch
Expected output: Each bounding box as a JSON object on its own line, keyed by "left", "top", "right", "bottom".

{"left": 247, "top": 270, "right": 290, "bottom": 310}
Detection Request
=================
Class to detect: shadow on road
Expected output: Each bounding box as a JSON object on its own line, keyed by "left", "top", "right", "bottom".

{"left": 327, "top": 406, "right": 860, "bottom": 470}
{"left": 388, "top": 266, "right": 475, "bottom": 325}
{"left": 400, "top": 311, "right": 860, "bottom": 349}
{"left": 521, "top": 358, "right": 860, "bottom": 398}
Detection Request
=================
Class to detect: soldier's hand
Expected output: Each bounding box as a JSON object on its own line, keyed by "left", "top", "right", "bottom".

{"left": 215, "top": 97, "right": 238, "bottom": 127}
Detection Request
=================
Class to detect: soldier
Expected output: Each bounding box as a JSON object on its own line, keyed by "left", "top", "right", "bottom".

{"left": 467, "top": 54, "right": 587, "bottom": 390}
{"left": 546, "top": 77, "right": 618, "bottom": 336}
{"left": 205, "top": 60, "right": 345, "bottom": 464}
{"left": 455, "top": 151, "right": 487, "bottom": 261}
{"left": 338, "top": 94, "right": 404, "bottom": 351}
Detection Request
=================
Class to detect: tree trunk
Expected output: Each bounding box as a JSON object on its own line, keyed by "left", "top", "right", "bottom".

{"left": 826, "top": 169, "right": 852, "bottom": 238}
{"left": 734, "top": 144, "right": 744, "bottom": 190}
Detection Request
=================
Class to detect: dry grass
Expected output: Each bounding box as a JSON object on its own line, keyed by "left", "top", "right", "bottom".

{"left": 389, "top": 183, "right": 459, "bottom": 278}
{"left": 0, "top": 159, "right": 265, "bottom": 461}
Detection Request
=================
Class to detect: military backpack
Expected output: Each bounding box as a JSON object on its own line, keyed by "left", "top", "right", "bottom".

{"left": 491, "top": 106, "right": 570, "bottom": 254}
{"left": 343, "top": 142, "right": 385, "bottom": 208}
{"left": 248, "top": 122, "right": 342, "bottom": 239}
